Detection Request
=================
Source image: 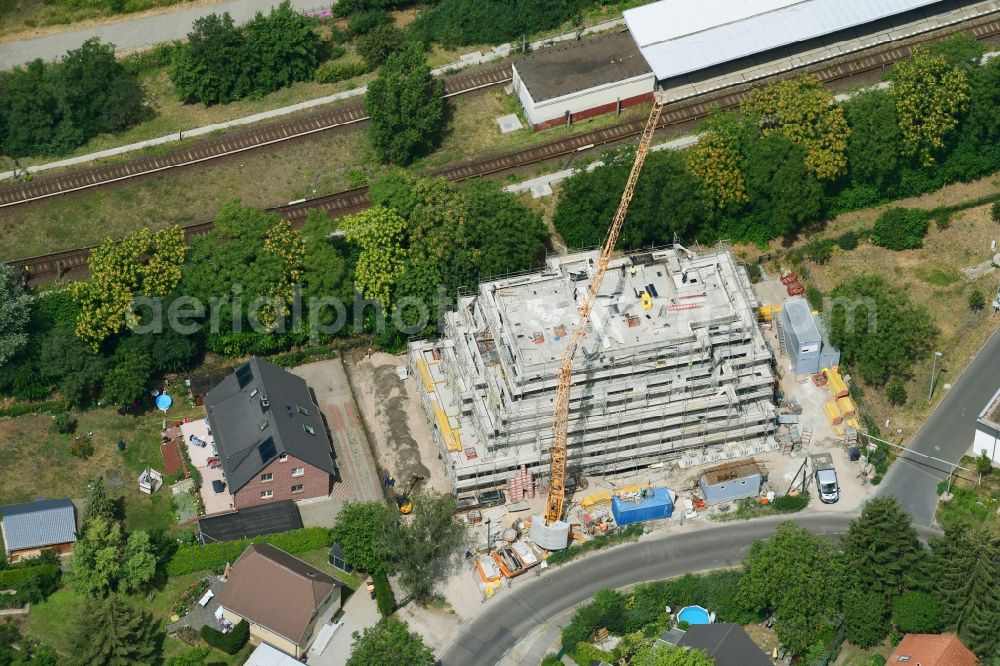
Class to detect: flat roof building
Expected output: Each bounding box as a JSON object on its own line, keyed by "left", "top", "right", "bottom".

{"left": 511, "top": 30, "right": 654, "bottom": 130}
{"left": 974, "top": 386, "right": 1000, "bottom": 465}
{"left": 409, "top": 245, "right": 776, "bottom": 494}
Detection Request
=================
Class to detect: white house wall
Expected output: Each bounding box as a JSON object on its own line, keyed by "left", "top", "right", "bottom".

{"left": 513, "top": 68, "right": 655, "bottom": 127}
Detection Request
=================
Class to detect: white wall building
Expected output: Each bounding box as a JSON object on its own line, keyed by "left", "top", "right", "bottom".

{"left": 974, "top": 387, "right": 1000, "bottom": 465}
{"left": 511, "top": 30, "right": 655, "bottom": 130}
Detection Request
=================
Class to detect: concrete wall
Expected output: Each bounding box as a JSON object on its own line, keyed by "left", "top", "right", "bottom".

{"left": 512, "top": 66, "right": 655, "bottom": 129}
{"left": 233, "top": 454, "right": 331, "bottom": 510}
{"left": 699, "top": 473, "right": 761, "bottom": 504}
{"left": 974, "top": 422, "right": 1000, "bottom": 465}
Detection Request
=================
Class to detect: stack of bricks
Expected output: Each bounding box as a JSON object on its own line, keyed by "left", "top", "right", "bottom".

{"left": 507, "top": 465, "right": 535, "bottom": 501}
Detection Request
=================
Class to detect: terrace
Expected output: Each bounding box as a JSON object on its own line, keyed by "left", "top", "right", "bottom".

{"left": 180, "top": 418, "right": 234, "bottom": 516}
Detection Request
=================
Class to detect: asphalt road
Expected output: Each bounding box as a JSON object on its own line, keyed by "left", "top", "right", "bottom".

{"left": 0, "top": 0, "right": 327, "bottom": 69}
{"left": 440, "top": 514, "right": 942, "bottom": 666}
{"left": 877, "top": 327, "right": 1000, "bottom": 526}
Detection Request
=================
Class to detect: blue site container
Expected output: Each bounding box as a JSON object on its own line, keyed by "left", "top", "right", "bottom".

{"left": 611, "top": 487, "right": 673, "bottom": 525}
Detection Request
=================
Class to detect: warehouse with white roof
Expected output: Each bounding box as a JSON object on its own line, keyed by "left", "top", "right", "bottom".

{"left": 510, "top": 0, "right": 986, "bottom": 127}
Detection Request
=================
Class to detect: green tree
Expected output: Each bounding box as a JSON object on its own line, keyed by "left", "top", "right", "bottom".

{"left": 742, "top": 74, "right": 849, "bottom": 181}
{"left": 330, "top": 501, "right": 396, "bottom": 575}
{"left": 843, "top": 89, "right": 902, "bottom": 191}
{"left": 927, "top": 523, "right": 1000, "bottom": 658}
{"left": 871, "top": 208, "right": 929, "bottom": 251}
{"left": 71, "top": 226, "right": 187, "bottom": 350}
{"left": 242, "top": 1, "right": 322, "bottom": 95}
{"left": 968, "top": 289, "right": 986, "bottom": 311}
{"left": 101, "top": 347, "right": 154, "bottom": 407}
{"left": 0, "top": 264, "right": 31, "bottom": 366}
{"left": 53, "top": 38, "right": 146, "bottom": 137}
{"left": 356, "top": 23, "right": 404, "bottom": 68}
{"left": 928, "top": 33, "right": 987, "bottom": 69}
{"left": 68, "top": 595, "right": 161, "bottom": 666}
{"left": 300, "top": 209, "right": 353, "bottom": 327}
{"left": 737, "top": 522, "right": 842, "bottom": 656}
{"left": 346, "top": 618, "right": 434, "bottom": 666}
{"left": 365, "top": 43, "right": 444, "bottom": 165}
{"left": 688, "top": 110, "right": 750, "bottom": 206}
{"left": 38, "top": 324, "right": 106, "bottom": 408}
{"left": 743, "top": 133, "right": 823, "bottom": 238}
{"left": 632, "top": 644, "right": 715, "bottom": 666}
{"left": 892, "top": 591, "right": 943, "bottom": 633}
{"left": 886, "top": 377, "right": 907, "bottom": 406}
{"left": 828, "top": 275, "right": 936, "bottom": 385}
{"left": 385, "top": 490, "right": 465, "bottom": 603}
{"left": 84, "top": 476, "right": 119, "bottom": 523}
{"left": 890, "top": 48, "right": 970, "bottom": 165}
{"left": 339, "top": 206, "right": 409, "bottom": 308}
{"left": 71, "top": 516, "right": 157, "bottom": 596}
{"left": 842, "top": 586, "right": 890, "bottom": 648}
{"left": 169, "top": 12, "right": 248, "bottom": 105}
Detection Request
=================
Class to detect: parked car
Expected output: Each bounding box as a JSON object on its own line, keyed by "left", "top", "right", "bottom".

{"left": 811, "top": 453, "right": 839, "bottom": 503}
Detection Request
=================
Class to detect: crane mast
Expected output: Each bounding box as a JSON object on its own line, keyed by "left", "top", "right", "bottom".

{"left": 544, "top": 95, "right": 666, "bottom": 526}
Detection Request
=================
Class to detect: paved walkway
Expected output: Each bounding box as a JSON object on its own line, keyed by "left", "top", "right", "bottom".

{"left": 307, "top": 587, "right": 380, "bottom": 666}
{"left": 0, "top": 0, "right": 327, "bottom": 69}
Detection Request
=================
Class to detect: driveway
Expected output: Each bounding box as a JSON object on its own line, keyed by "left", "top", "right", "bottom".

{"left": 877, "top": 327, "right": 1000, "bottom": 526}
{"left": 307, "top": 588, "right": 380, "bottom": 666}
{"left": 439, "top": 513, "right": 941, "bottom": 666}
{"left": 0, "top": 0, "right": 330, "bottom": 69}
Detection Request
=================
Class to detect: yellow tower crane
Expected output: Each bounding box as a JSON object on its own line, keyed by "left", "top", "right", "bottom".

{"left": 544, "top": 94, "right": 667, "bottom": 528}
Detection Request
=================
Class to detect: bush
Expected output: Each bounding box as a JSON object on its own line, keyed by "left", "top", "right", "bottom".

{"left": 866, "top": 655, "right": 887, "bottom": 666}
{"left": 871, "top": 208, "right": 930, "bottom": 250}
{"left": 541, "top": 656, "right": 562, "bottom": 666}
{"left": 314, "top": 59, "right": 371, "bottom": 84}
{"left": 772, "top": 492, "right": 810, "bottom": 513}
{"left": 886, "top": 377, "right": 908, "bottom": 406}
{"left": 0, "top": 563, "right": 61, "bottom": 603}
{"left": 52, "top": 412, "right": 77, "bottom": 434}
{"left": 356, "top": 23, "right": 405, "bottom": 69}
{"left": 347, "top": 9, "right": 391, "bottom": 36}
{"left": 991, "top": 201, "right": 1000, "bottom": 223}
{"left": 837, "top": 230, "right": 859, "bottom": 251}
{"left": 167, "top": 527, "right": 331, "bottom": 575}
{"left": 200, "top": 619, "right": 249, "bottom": 654}
{"left": 968, "top": 289, "right": 986, "bottom": 311}
{"left": 975, "top": 452, "right": 993, "bottom": 476}
{"left": 892, "top": 591, "right": 943, "bottom": 633}
{"left": 804, "top": 238, "right": 835, "bottom": 264}
{"left": 373, "top": 572, "right": 395, "bottom": 617}
{"left": 676, "top": 620, "right": 690, "bottom": 630}
{"left": 806, "top": 284, "right": 823, "bottom": 311}
{"left": 70, "top": 436, "right": 95, "bottom": 459}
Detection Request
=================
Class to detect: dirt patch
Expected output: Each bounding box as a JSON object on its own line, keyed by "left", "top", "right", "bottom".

{"left": 344, "top": 350, "right": 451, "bottom": 494}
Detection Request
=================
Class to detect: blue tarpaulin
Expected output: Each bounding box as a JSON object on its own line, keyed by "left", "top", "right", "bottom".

{"left": 611, "top": 487, "right": 673, "bottom": 525}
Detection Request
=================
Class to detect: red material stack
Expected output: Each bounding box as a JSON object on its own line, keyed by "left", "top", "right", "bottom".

{"left": 507, "top": 465, "right": 535, "bottom": 502}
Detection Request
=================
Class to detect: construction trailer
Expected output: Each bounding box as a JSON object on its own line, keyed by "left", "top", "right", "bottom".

{"left": 778, "top": 298, "right": 840, "bottom": 374}
{"left": 408, "top": 244, "right": 777, "bottom": 495}
{"left": 698, "top": 459, "right": 764, "bottom": 504}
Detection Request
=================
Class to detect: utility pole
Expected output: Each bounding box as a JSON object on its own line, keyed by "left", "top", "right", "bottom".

{"left": 928, "top": 351, "right": 942, "bottom": 400}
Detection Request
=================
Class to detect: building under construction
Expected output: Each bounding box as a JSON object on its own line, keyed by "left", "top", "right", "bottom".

{"left": 408, "top": 244, "right": 777, "bottom": 495}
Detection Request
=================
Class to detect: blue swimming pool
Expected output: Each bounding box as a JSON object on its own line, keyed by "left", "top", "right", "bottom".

{"left": 678, "top": 605, "right": 711, "bottom": 625}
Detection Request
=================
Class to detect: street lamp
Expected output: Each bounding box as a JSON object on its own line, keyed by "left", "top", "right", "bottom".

{"left": 928, "top": 351, "right": 942, "bottom": 401}
{"left": 485, "top": 518, "right": 492, "bottom": 554}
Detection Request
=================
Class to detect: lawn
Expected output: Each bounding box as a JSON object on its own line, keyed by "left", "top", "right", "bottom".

{"left": 295, "top": 546, "right": 362, "bottom": 591}
{"left": 0, "top": 399, "right": 204, "bottom": 534}
{"left": 750, "top": 173, "right": 1000, "bottom": 440}
{"left": 936, "top": 457, "right": 1000, "bottom": 530}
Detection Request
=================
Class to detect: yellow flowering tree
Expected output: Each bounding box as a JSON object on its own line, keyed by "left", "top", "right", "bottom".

{"left": 688, "top": 110, "right": 749, "bottom": 206}
{"left": 889, "top": 48, "right": 970, "bottom": 166}
{"left": 741, "top": 74, "right": 849, "bottom": 181}
{"left": 339, "top": 206, "right": 408, "bottom": 308}
{"left": 72, "top": 226, "right": 187, "bottom": 350}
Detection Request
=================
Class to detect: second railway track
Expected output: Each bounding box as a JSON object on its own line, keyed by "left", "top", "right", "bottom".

{"left": 8, "top": 10, "right": 1000, "bottom": 284}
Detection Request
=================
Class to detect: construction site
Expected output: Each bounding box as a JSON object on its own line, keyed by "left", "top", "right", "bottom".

{"left": 408, "top": 243, "right": 778, "bottom": 497}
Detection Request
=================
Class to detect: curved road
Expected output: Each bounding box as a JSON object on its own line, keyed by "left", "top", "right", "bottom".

{"left": 440, "top": 514, "right": 940, "bottom": 666}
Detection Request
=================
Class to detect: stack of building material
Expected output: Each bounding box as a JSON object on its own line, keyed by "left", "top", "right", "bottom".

{"left": 837, "top": 396, "right": 857, "bottom": 417}
{"left": 825, "top": 367, "right": 849, "bottom": 398}
{"left": 824, "top": 400, "right": 843, "bottom": 425}
{"left": 507, "top": 465, "right": 535, "bottom": 502}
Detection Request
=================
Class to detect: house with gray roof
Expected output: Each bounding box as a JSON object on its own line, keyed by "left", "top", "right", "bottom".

{"left": 661, "top": 623, "right": 773, "bottom": 666}
{"left": 0, "top": 499, "right": 77, "bottom": 563}
{"left": 205, "top": 358, "right": 336, "bottom": 510}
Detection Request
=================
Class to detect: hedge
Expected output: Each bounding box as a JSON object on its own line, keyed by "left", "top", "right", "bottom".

{"left": 167, "top": 527, "right": 331, "bottom": 576}
{"left": 0, "top": 564, "right": 60, "bottom": 589}
{"left": 373, "top": 572, "right": 395, "bottom": 617}
{"left": 201, "top": 620, "right": 249, "bottom": 654}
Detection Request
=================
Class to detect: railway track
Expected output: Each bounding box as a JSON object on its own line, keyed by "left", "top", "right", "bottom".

{"left": 8, "top": 11, "right": 1000, "bottom": 284}
{"left": 0, "top": 64, "right": 513, "bottom": 209}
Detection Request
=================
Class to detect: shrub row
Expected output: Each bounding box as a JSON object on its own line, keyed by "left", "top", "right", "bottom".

{"left": 373, "top": 571, "right": 395, "bottom": 617}
{"left": 167, "top": 527, "right": 331, "bottom": 576}
{"left": 545, "top": 524, "right": 643, "bottom": 567}
{"left": 0, "top": 400, "right": 65, "bottom": 419}
{"left": 201, "top": 619, "right": 249, "bottom": 654}
{"left": 314, "top": 60, "right": 371, "bottom": 84}
{"left": 0, "top": 563, "right": 60, "bottom": 589}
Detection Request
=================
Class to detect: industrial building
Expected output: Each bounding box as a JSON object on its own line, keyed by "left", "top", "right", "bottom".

{"left": 409, "top": 245, "right": 777, "bottom": 494}
{"left": 511, "top": 30, "right": 654, "bottom": 130}
{"left": 778, "top": 298, "right": 840, "bottom": 375}
{"left": 974, "top": 386, "right": 1000, "bottom": 465}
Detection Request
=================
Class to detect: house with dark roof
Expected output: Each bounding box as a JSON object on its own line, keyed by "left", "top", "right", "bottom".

{"left": 0, "top": 499, "right": 77, "bottom": 563}
{"left": 218, "top": 543, "right": 340, "bottom": 657}
{"left": 888, "top": 633, "right": 978, "bottom": 666}
{"left": 659, "top": 623, "right": 773, "bottom": 666}
{"left": 205, "top": 358, "right": 337, "bottom": 510}
{"left": 197, "top": 501, "right": 303, "bottom": 544}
